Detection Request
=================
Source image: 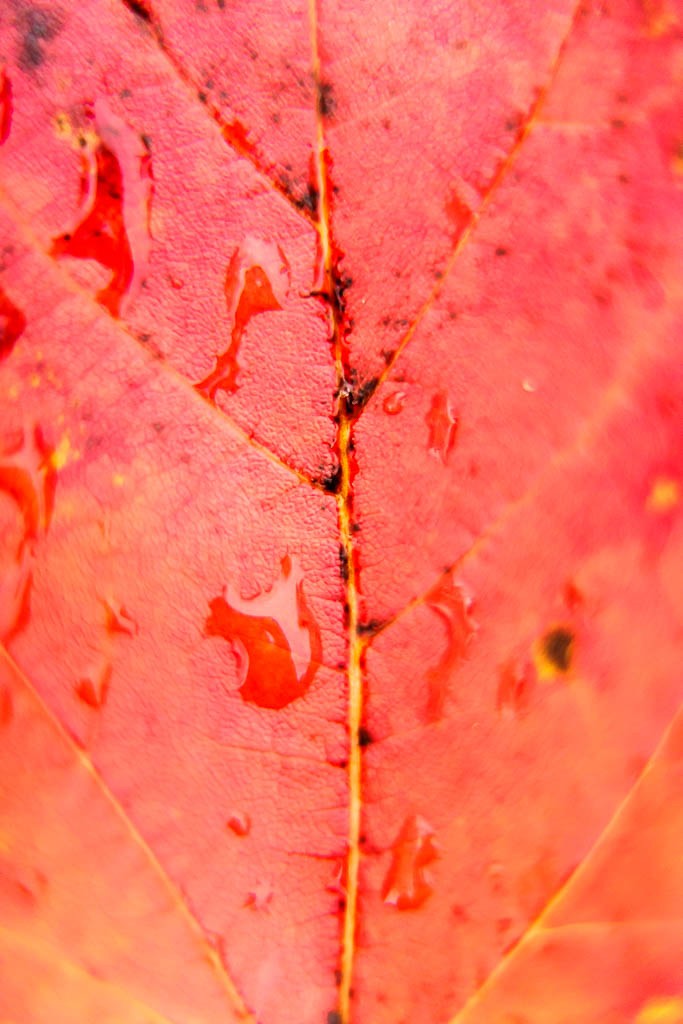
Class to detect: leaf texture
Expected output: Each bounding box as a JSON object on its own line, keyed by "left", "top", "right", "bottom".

{"left": 0, "top": 1, "right": 682, "bottom": 1022}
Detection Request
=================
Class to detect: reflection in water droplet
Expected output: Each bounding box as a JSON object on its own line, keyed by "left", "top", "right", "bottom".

{"left": 75, "top": 660, "right": 112, "bottom": 708}
{"left": 426, "top": 391, "right": 458, "bottom": 464}
{"left": 50, "top": 99, "right": 153, "bottom": 317}
{"left": 195, "top": 237, "right": 290, "bottom": 399}
{"left": 382, "top": 815, "right": 438, "bottom": 910}
{"left": 0, "top": 287, "right": 26, "bottom": 360}
{"left": 0, "top": 69, "right": 12, "bottom": 144}
{"left": 497, "top": 659, "right": 534, "bottom": 718}
{"left": 0, "top": 426, "right": 55, "bottom": 642}
{"left": 205, "top": 555, "right": 322, "bottom": 709}
{"left": 382, "top": 389, "right": 406, "bottom": 415}
{"left": 424, "top": 576, "right": 476, "bottom": 721}
{"left": 226, "top": 811, "right": 251, "bottom": 836}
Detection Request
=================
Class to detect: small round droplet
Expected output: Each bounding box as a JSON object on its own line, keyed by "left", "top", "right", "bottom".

{"left": 383, "top": 390, "right": 406, "bottom": 415}
{"left": 226, "top": 811, "right": 250, "bottom": 836}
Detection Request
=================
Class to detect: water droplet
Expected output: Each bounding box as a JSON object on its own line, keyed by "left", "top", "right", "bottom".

{"left": 426, "top": 391, "right": 458, "bottom": 464}
{"left": 497, "top": 659, "right": 534, "bottom": 718}
{"left": 424, "top": 576, "right": 476, "bottom": 721}
{"left": 563, "top": 580, "right": 584, "bottom": 611}
{"left": 101, "top": 596, "right": 137, "bottom": 636}
{"left": 244, "top": 880, "right": 273, "bottom": 911}
{"left": 226, "top": 811, "right": 250, "bottom": 836}
{"left": 50, "top": 99, "right": 153, "bottom": 317}
{"left": 445, "top": 190, "right": 471, "bottom": 242}
{"left": 0, "top": 287, "right": 26, "bottom": 360}
{"left": 382, "top": 389, "right": 406, "bottom": 415}
{"left": 74, "top": 660, "right": 112, "bottom": 708}
{"left": 0, "top": 426, "right": 55, "bottom": 642}
{"left": 195, "top": 237, "right": 290, "bottom": 399}
{"left": 521, "top": 378, "right": 536, "bottom": 393}
{"left": 0, "top": 69, "right": 12, "bottom": 144}
{"left": 205, "top": 555, "right": 321, "bottom": 709}
{"left": 382, "top": 815, "right": 438, "bottom": 910}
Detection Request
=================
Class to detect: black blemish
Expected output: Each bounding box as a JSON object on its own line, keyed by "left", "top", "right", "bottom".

{"left": 339, "top": 760, "right": 348, "bottom": 770}
{"left": 338, "top": 372, "right": 379, "bottom": 417}
{"left": 331, "top": 266, "right": 352, "bottom": 319}
{"left": 611, "top": 118, "right": 626, "bottom": 130}
{"left": 339, "top": 545, "right": 349, "bottom": 582}
{"left": 542, "top": 627, "right": 574, "bottom": 672}
{"left": 18, "top": 6, "right": 62, "bottom": 70}
{"left": 327, "top": 1013, "right": 342, "bottom": 1024}
{"left": 334, "top": 969, "right": 342, "bottom": 986}
{"left": 381, "top": 348, "right": 395, "bottom": 365}
{"left": 295, "top": 182, "right": 319, "bottom": 216}
{"left": 358, "top": 726, "right": 372, "bottom": 747}
{"left": 321, "top": 464, "right": 341, "bottom": 494}
{"left": 122, "top": 0, "right": 152, "bottom": 23}
{"left": 351, "top": 522, "right": 360, "bottom": 534}
{"left": 337, "top": 897, "right": 346, "bottom": 911}
{"left": 359, "top": 834, "right": 367, "bottom": 845}
{"left": 140, "top": 133, "right": 152, "bottom": 151}
{"left": 316, "top": 81, "right": 336, "bottom": 119}
{"left": 198, "top": 90, "right": 208, "bottom": 104}
{"left": 495, "top": 246, "right": 508, "bottom": 256}
{"left": 356, "top": 618, "right": 383, "bottom": 637}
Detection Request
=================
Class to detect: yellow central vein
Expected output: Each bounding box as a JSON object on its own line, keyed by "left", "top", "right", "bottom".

{"left": 307, "top": 2, "right": 362, "bottom": 1020}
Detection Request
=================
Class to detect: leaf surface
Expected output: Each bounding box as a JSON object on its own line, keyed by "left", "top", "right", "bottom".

{"left": 1, "top": 1, "right": 682, "bottom": 1022}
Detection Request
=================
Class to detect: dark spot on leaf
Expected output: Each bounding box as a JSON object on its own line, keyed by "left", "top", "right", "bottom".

{"left": 611, "top": 118, "right": 626, "bottom": 130}
{"left": 358, "top": 726, "right": 373, "bottom": 747}
{"left": 295, "top": 182, "right": 319, "bottom": 215}
{"left": 140, "top": 133, "right": 152, "bottom": 151}
{"left": 356, "top": 618, "right": 383, "bottom": 636}
{"left": 338, "top": 373, "right": 379, "bottom": 417}
{"left": 495, "top": 246, "right": 508, "bottom": 256}
{"left": 339, "top": 545, "right": 349, "bottom": 582}
{"left": 317, "top": 81, "right": 336, "bottom": 119}
{"left": 334, "top": 969, "right": 342, "bottom": 986}
{"left": 18, "top": 6, "right": 62, "bottom": 70}
{"left": 122, "top": 0, "right": 152, "bottom": 23}
{"left": 198, "top": 91, "right": 208, "bottom": 104}
{"left": 321, "top": 464, "right": 341, "bottom": 494}
{"left": 541, "top": 627, "right": 574, "bottom": 672}
{"left": 327, "top": 1013, "right": 342, "bottom": 1024}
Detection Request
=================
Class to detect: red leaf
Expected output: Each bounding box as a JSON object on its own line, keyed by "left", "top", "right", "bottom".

{"left": 1, "top": 2, "right": 682, "bottom": 1023}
